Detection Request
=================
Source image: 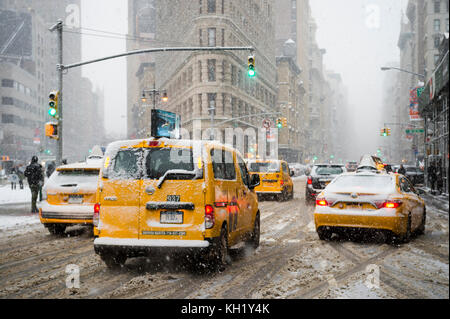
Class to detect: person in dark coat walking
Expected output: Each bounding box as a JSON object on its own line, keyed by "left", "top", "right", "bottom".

{"left": 398, "top": 164, "right": 406, "bottom": 176}
{"left": 46, "top": 161, "right": 56, "bottom": 178}
{"left": 427, "top": 161, "right": 437, "bottom": 191}
{"left": 24, "top": 156, "right": 44, "bottom": 213}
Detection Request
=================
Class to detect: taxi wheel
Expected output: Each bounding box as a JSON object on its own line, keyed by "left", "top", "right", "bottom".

{"left": 246, "top": 213, "right": 260, "bottom": 250}
{"left": 317, "top": 227, "right": 331, "bottom": 240}
{"left": 211, "top": 226, "right": 229, "bottom": 271}
{"left": 277, "top": 189, "right": 287, "bottom": 202}
{"left": 403, "top": 214, "right": 412, "bottom": 243}
{"left": 416, "top": 208, "right": 426, "bottom": 235}
{"left": 101, "top": 252, "right": 127, "bottom": 270}
{"left": 47, "top": 224, "right": 66, "bottom": 235}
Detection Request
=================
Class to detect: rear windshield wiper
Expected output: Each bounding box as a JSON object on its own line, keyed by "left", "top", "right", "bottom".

{"left": 156, "top": 169, "right": 198, "bottom": 189}
{"left": 60, "top": 184, "right": 78, "bottom": 187}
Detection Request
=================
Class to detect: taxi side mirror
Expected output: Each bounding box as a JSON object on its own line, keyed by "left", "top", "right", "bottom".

{"left": 290, "top": 170, "right": 294, "bottom": 177}
{"left": 249, "top": 174, "right": 260, "bottom": 190}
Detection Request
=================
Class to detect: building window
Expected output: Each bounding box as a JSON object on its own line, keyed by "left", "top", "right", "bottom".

{"left": 434, "top": 19, "right": 441, "bottom": 32}
{"left": 208, "top": 93, "right": 216, "bottom": 115}
{"left": 1, "top": 114, "right": 14, "bottom": 124}
{"left": 198, "top": 61, "right": 203, "bottom": 82}
{"left": 208, "top": 28, "right": 216, "bottom": 46}
{"left": 221, "top": 0, "right": 225, "bottom": 14}
{"left": 1, "top": 79, "right": 14, "bottom": 88}
{"left": 434, "top": 54, "right": 440, "bottom": 65}
{"left": 231, "top": 65, "right": 237, "bottom": 86}
{"left": 199, "top": 29, "right": 203, "bottom": 46}
{"left": 221, "top": 28, "right": 225, "bottom": 46}
{"left": 434, "top": 1, "right": 441, "bottom": 13}
{"left": 2, "top": 96, "right": 14, "bottom": 105}
{"left": 208, "top": 59, "right": 216, "bottom": 81}
{"left": 199, "top": 93, "right": 203, "bottom": 114}
{"left": 446, "top": 18, "right": 449, "bottom": 32}
{"left": 199, "top": 0, "right": 202, "bottom": 14}
{"left": 434, "top": 36, "right": 441, "bottom": 48}
{"left": 207, "top": 0, "right": 216, "bottom": 13}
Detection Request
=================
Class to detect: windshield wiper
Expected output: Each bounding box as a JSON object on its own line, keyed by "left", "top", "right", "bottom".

{"left": 156, "top": 169, "right": 197, "bottom": 189}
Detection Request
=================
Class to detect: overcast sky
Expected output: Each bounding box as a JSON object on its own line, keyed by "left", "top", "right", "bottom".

{"left": 81, "top": 0, "right": 127, "bottom": 138}
{"left": 80, "top": 1, "right": 408, "bottom": 157}
{"left": 310, "top": 0, "right": 408, "bottom": 160}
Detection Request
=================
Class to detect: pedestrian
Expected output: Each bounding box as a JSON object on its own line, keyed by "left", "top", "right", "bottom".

{"left": 436, "top": 159, "right": 443, "bottom": 194}
{"left": 17, "top": 164, "right": 25, "bottom": 189}
{"left": 8, "top": 168, "right": 19, "bottom": 190}
{"left": 46, "top": 161, "right": 56, "bottom": 178}
{"left": 427, "top": 161, "right": 437, "bottom": 191}
{"left": 398, "top": 164, "right": 406, "bottom": 176}
{"left": 24, "top": 156, "right": 44, "bottom": 213}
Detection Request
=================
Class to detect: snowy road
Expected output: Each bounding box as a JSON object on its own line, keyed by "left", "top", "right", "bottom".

{"left": 0, "top": 178, "right": 448, "bottom": 299}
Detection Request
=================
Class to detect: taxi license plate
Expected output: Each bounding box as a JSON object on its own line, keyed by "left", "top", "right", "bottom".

{"left": 160, "top": 211, "right": 183, "bottom": 224}
{"left": 68, "top": 195, "right": 83, "bottom": 204}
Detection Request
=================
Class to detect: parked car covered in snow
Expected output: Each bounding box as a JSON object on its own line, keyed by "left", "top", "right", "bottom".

{"left": 39, "top": 161, "right": 101, "bottom": 235}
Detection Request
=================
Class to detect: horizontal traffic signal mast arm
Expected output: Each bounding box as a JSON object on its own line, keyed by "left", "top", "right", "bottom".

{"left": 59, "top": 46, "right": 255, "bottom": 71}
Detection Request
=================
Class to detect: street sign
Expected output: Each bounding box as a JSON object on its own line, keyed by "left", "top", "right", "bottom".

{"left": 405, "top": 129, "right": 424, "bottom": 134}
{"left": 262, "top": 119, "right": 272, "bottom": 129}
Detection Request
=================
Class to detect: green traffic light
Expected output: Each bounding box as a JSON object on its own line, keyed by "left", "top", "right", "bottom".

{"left": 48, "top": 107, "right": 57, "bottom": 117}
{"left": 248, "top": 69, "right": 255, "bottom": 77}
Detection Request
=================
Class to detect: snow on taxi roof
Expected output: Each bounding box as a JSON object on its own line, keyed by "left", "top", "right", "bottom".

{"left": 56, "top": 161, "right": 102, "bottom": 171}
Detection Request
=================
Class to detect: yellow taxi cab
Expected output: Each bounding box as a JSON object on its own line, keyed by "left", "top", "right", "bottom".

{"left": 39, "top": 160, "right": 101, "bottom": 235}
{"left": 93, "top": 138, "right": 261, "bottom": 269}
{"left": 358, "top": 154, "right": 385, "bottom": 172}
{"left": 314, "top": 171, "right": 426, "bottom": 243}
{"left": 247, "top": 159, "right": 294, "bottom": 201}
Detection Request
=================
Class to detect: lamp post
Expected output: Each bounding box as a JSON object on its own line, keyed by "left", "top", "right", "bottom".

{"left": 141, "top": 83, "right": 168, "bottom": 109}
{"left": 380, "top": 66, "right": 425, "bottom": 79}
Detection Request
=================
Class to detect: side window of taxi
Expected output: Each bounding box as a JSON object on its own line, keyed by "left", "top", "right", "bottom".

{"left": 111, "top": 149, "right": 141, "bottom": 179}
{"left": 282, "top": 162, "right": 288, "bottom": 176}
{"left": 399, "top": 177, "right": 413, "bottom": 193}
{"left": 211, "top": 149, "right": 236, "bottom": 180}
{"left": 237, "top": 155, "right": 250, "bottom": 187}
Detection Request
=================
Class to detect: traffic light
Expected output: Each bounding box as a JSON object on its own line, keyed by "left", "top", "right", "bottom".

{"left": 380, "top": 128, "right": 387, "bottom": 137}
{"left": 386, "top": 128, "right": 391, "bottom": 136}
{"left": 276, "top": 118, "right": 283, "bottom": 129}
{"left": 247, "top": 55, "right": 255, "bottom": 78}
{"left": 48, "top": 91, "right": 59, "bottom": 118}
{"left": 282, "top": 117, "right": 287, "bottom": 127}
{"left": 45, "top": 122, "right": 59, "bottom": 140}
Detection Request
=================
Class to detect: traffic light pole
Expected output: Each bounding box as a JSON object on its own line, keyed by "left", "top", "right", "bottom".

{"left": 49, "top": 20, "right": 64, "bottom": 165}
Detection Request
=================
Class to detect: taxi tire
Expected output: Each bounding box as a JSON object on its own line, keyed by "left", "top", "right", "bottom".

{"left": 416, "top": 208, "right": 426, "bottom": 235}
{"left": 246, "top": 213, "right": 260, "bottom": 250}
{"left": 210, "top": 226, "right": 229, "bottom": 271}
{"left": 317, "top": 227, "right": 331, "bottom": 241}
{"left": 47, "top": 224, "right": 66, "bottom": 235}
{"left": 403, "top": 214, "right": 412, "bottom": 243}
{"left": 101, "top": 252, "right": 127, "bottom": 270}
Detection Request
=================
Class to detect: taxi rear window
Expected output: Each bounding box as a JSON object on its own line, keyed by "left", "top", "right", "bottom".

{"left": 330, "top": 175, "right": 394, "bottom": 191}
{"left": 249, "top": 162, "right": 280, "bottom": 173}
{"left": 52, "top": 169, "right": 99, "bottom": 185}
{"left": 109, "top": 148, "right": 199, "bottom": 180}
{"left": 145, "top": 147, "right": 195, "bottom": 179}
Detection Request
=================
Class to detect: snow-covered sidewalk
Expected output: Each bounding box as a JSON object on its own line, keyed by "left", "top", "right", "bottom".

{"left": 0, "top": 184, "right": 32, "bottom": 205}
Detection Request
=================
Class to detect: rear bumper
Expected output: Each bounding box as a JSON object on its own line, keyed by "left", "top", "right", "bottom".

{"left": 94, "top": 237, "right": 210, "bottom": 256}
{"left": 39, "top": 202, "right": 93, "bottom": 224}
{"left": 314, "top": 207, "right": 407, "bottom": 235}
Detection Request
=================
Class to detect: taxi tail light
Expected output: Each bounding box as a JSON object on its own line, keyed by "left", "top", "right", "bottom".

{"left": 205, "top": 205, "right": 215, "bottom": 229}
{"left": 93, "top": 203, "right": 100, "bottom": 227}
{"left": 148, "top": 140, "right": 160, "bottom": 147}
{"left": 316, "top": 199, "right": 329, "bottom": 207}
{"left": 280, "top": 180, "right": 284, "bottom": 186}
{"left": 381, "top": 200, "right": 402, "bottom": 209}
{"left": 307, "top": 176, "right": 312, "bottom": 185}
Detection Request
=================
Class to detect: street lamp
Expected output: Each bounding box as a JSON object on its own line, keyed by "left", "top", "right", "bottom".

{"left": 380, "top": 66, "right": 425, "bottom": 79}
{"left": 141, "top": 83, "right": 168, "bottom": 109}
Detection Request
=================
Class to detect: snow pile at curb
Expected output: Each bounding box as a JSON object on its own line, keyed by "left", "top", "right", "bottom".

{"left": 0, "top": 185, "right": 31, "bottom": 205}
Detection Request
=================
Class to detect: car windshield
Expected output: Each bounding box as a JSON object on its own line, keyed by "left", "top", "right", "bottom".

{"left": 314, "top": 166, "right": 343, "bottom": 175}
{"left": 329, "top": 175, "right": 394, "bottom": 192}
{"left": 406, "top": 167, "right": 416, "bottom": 172}
{"left": 249, "top": 162, "right": 280, "bottom": 173}
{"left": 51, "top": 169, "right": 99, "bottom": 185}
